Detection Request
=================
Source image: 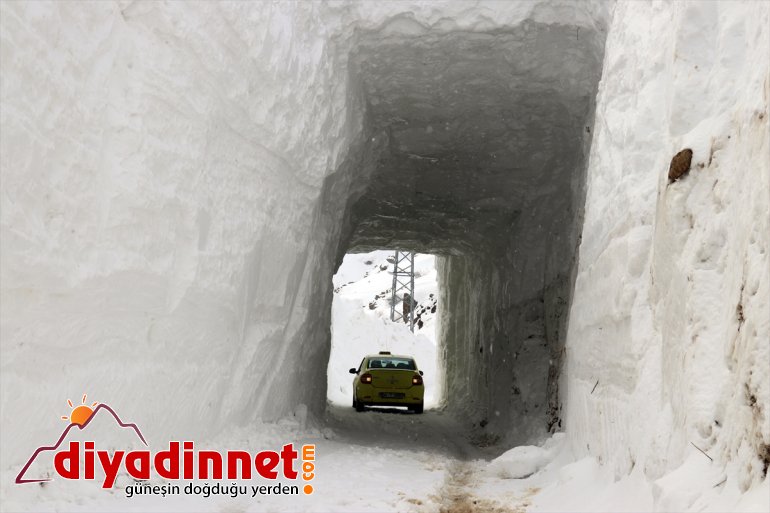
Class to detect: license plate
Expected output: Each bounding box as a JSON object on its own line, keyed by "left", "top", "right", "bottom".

{"left": 380, "top": 392, "right": 404, "bottom": 399}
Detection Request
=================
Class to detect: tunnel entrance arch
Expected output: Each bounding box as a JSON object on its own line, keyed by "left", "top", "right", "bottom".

{"left": 323, "top": 18, "right": 607, "bottom": 446}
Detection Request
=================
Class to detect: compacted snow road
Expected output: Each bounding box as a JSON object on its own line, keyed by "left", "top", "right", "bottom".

{"left": 322, "top": 405, "right": 521, "bottom": 513}
{"left": 318, "top": 252, "right": 526, "bottom": 512}
{"left": 325, "top": 405, "right": 477, "bottom": 459}
{"left": 2, "top": 404, "right": 521, "bottom": 513}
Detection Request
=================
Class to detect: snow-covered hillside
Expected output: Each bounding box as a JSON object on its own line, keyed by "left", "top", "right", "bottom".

{"left": 1, "top": 1, "right": 768, "bottom": 512}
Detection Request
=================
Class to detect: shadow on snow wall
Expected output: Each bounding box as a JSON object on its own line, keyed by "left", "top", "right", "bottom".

{"left": 320, "top": 20, "right": 607, "bottom": 446}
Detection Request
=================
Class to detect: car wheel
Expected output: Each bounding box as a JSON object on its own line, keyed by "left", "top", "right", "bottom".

{"left": 354, "top": 395, "right": 365, "bottom": 412}
{"left": 411, "top": 402, "right": 423, "bottom": 414}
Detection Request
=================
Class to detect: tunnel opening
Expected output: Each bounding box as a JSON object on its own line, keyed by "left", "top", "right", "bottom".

{"left": 326, "top": 250, "right": 442, "bottom": 411}
{"left": 323, "top": 18, "right": 606, "bottom": 448}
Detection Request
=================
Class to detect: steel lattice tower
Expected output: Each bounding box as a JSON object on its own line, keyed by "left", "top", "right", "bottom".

{"left": 389, "top": 250, "right": 416, "bottom": 332}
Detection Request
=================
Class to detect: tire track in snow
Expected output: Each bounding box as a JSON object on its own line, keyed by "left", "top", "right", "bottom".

{"left": 325, "top": 405, "right": 540, "bottom": 512}
{"left": 428, "top": 460, "right": 536, "bottom": 513}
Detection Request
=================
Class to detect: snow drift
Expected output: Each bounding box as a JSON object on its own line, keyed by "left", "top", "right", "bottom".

{"left": 1, "top": 0, "right": 768, "bottom": 508}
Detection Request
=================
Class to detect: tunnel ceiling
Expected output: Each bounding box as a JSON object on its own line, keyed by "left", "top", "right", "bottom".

{"left": 346, "top": 22, "right": 603, "bottom": 255}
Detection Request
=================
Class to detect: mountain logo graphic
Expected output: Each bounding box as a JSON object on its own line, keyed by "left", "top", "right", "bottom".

{"left": 15, "top": 394, "right": 146, "bottom": 485}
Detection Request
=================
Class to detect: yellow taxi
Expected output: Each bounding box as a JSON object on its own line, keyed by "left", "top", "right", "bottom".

{"left": 349, "top": 351, "right": 424, "bottom": 413}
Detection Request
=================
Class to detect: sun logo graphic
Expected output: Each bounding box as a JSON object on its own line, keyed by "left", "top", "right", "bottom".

{"left": 61, "top": 394, "right": 99, "bottom": 426}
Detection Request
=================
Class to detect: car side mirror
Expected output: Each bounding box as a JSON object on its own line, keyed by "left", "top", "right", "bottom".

{"left": 419, "top": 370, "right": 424, "bottom": 376}
{"left": 349, "top": 368, "right": 357, "bottom": 374}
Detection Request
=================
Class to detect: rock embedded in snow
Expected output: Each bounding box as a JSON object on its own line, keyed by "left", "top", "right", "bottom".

{"left": 668, "top": 148, "right": 694, "bottom": 182}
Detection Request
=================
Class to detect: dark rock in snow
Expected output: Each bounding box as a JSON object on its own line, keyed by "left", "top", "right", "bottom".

{"left": 668, "top": 148, "right": 693, "bottom": 182}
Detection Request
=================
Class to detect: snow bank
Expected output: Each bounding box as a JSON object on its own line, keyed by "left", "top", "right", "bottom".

{"left": 0, "top": 1, "right": 360, "bottom": 475}
{"left": 487, "top": 433, "right": 565, "bottom": 479}
{"left": 563, "top": 0, "right": 770, "bottom": 505}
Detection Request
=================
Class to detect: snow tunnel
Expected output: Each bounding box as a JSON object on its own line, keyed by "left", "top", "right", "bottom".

{"left": 0, "top": 4, "right": 611, "bottom": 474}
{"left": 4, "top": 3, "right": 770, "bottom": 509}
{"left": 324, "top": 18, "right": 607, "bottom": 444}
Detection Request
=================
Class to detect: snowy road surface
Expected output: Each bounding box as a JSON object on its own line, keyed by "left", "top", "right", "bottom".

{"left": 1, "top": 404, "right": 532, "bottom": 512}
{"left": 327, "top": 405, "right": 471, "bottom": 458}
{"left": 322, "top": 405, "right": 554, "bottom": 513}
{"left": 3, "top": 398, "right": 769, "bottom": 512}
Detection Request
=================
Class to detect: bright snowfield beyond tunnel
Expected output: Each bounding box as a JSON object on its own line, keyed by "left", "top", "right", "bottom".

{"left": 1, "top": 1, "right": 769, "bottom": 513}
{"left": 327, "top": 251, "right": 443, "bottom": 409}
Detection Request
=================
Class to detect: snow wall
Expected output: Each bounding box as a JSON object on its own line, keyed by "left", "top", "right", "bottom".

{"left": 562, "top": 1, "right": 770, "bottom": 492}
{"left": 1, "top": 0, "right": 768, "bottom": 494}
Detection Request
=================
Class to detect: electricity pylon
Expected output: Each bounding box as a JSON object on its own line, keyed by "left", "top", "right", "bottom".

{"left": 389, "top": 250, "right": 415, "bottom": 332}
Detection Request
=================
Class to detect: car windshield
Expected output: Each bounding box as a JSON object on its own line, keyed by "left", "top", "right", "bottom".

{"left": 368, "top": 357, "right": 415, "bottom": 370}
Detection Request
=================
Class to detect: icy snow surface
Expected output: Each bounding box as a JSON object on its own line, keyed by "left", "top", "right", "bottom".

{"left": 1, "top": 0, "right": 769, "bottom": 512}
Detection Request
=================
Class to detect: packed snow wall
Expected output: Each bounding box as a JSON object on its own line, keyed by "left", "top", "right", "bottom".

{"left": 0, "top": 0, "right": 608, "bottom": 472}
{"left": 0, "top": 1, "right": 363, "bottom": 472}
{"left": 562, "top": 1, "right": 770, "bottom": 494}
